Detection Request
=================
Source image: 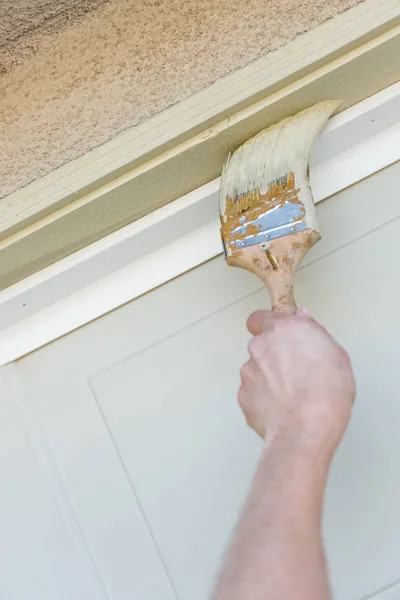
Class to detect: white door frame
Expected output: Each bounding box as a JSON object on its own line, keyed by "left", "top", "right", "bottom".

{"left": 0, "top": 82, "right": 399, "bottom": 367}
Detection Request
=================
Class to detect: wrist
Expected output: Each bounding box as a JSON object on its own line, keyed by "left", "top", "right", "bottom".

{"left": 262, "top": 429, "right": 331, "bottom": 484}
{"left": 258, "top": 438, "right": 329, "bottom": 522}
{"left": 246, "top": 441, "right": 328, "bottom": 537}
{"left": 263, "top": 414, "right": 339, "bottom": 468}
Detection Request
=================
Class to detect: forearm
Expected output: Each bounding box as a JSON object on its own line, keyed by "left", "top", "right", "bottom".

{"left": 212, "top": 439, "right": 331, "bottom": 600}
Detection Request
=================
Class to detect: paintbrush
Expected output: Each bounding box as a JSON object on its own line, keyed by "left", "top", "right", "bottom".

{"left": 219, "top": 101, "right": 340, "bottom": 313}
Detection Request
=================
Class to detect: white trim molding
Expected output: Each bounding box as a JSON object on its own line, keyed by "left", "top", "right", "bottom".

{"left": 0, "top": 83, "right": 399, "bottom": 366}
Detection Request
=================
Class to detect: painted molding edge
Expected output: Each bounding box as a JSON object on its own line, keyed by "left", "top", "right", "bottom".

{"left": 0, "top": 83, "right": 399, "bottom": 367}
{"left": 0, "top": 1, "right": 399, "bottom": 290}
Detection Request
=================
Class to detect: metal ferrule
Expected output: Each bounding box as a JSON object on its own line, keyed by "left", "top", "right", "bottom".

{"left": 226, "top": 199, "right": 307, "bottom": 254}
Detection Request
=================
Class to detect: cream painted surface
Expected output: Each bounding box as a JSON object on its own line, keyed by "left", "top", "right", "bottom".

{"left": 0, "top": 368, "right": 110, "bottom": 599}
{"left": 0, "top": 364, "right": 178, "bottom": 600}
{"left": 0, "top": 164, "right": 399, "bottom": 599}
{"left": 370, "top": 584, "right": 400, "bottom": 599}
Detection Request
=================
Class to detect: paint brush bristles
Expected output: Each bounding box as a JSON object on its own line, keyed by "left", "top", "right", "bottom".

{"left": 220, "top": 101, "right": 340, "bottom": 218}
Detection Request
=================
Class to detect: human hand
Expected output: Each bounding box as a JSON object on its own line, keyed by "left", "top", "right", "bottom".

{"left": 238, "top": 309, "right": 355, "bottom": 460}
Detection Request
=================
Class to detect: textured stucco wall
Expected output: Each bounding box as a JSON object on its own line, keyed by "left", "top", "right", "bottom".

{"left": 0, "top": 0, "right": 110, "bottom": 72}
{"left": 0, "top": 0, "right": 363, "bottom": 199}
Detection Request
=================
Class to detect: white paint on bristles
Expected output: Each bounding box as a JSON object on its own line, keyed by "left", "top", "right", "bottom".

{"left": 220, "top": 101, "right": 341, "bottom": 226}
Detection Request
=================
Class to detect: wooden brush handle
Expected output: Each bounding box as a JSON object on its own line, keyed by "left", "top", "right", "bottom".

{"left": 226, "top": 229, "right": 320, "bottom": 313}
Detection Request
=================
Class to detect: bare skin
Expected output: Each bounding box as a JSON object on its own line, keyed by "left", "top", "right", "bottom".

{"left": 212, "top": 308, "right": 355, "bottom": 600}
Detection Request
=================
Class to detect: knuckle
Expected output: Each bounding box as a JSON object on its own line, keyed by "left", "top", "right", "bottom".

{"left": 237, "top": 388, "right": 245, "bottom": 407}
{"left": 237, "top": 388, "right": 249, "bottom": 413}
{"left": 247, "top": 335, "right": 264, "bottom": 359}
{"left": 339, "top": 346, "right": 351, "bottom": 365}
{"left": 237, "top": 393, "right": 253, "bottom": 428}
{"left": 240, "top": 362, "right": 250, "bottom": 380}
{"left": 240, "top": 361, "right": 253, "bottom": 382}
{"left": 247, "top": 337, "right": 256, "bottom": 356}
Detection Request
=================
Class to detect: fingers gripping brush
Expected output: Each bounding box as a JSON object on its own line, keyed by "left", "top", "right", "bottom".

{"left": 220, "top": 101, "right": 340, "bottom": 313}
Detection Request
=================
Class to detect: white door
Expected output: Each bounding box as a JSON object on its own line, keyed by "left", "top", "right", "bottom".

{"left": 1, "top": 162, "right": 400, "bottom": 600}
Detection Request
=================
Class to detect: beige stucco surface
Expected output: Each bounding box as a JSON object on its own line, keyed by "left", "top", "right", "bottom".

{"left": 0, "top": 0, "right": 109, "bottom": 72}
{"left": 1, "top": 0, "right": 363, "bottom": 199}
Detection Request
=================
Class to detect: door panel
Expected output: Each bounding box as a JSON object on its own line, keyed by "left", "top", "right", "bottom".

{"left": 5, "top": 368, "right": 178, "bottom": 600}
{"left": 10, "top": 162, "right": 400, "bottom": 600}
{"left": 0, "top": 368, "right": 109, "bottom": 600}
